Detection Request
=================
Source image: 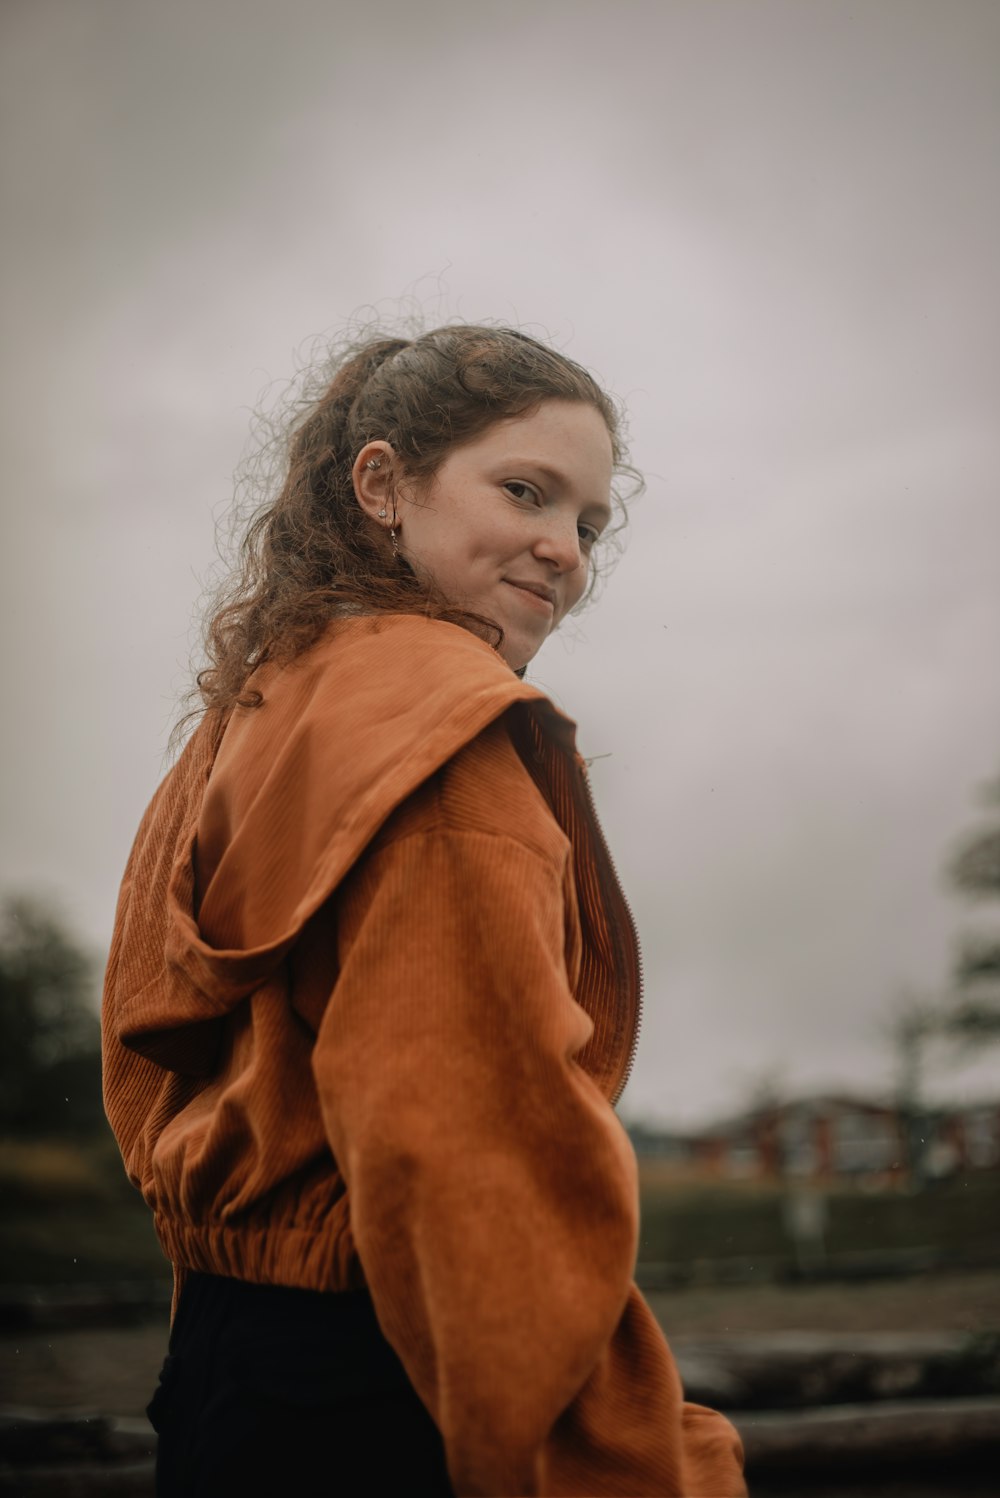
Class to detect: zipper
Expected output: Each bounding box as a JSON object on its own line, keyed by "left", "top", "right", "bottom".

{"left": 575, "top": 753, "right": 645, "bottom": 1109}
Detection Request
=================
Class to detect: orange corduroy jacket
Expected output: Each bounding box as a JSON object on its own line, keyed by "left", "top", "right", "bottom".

{"left": 102, "top": 613, "right": 746, "bottom": 1498}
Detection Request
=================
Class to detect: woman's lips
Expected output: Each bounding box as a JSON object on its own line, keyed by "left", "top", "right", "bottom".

{"left": 504, "top": 580, "right": 556, "bottom": 614}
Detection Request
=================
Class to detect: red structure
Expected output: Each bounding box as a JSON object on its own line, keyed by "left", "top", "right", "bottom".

{"left": 631, "top": 1094, "right": 1000, "bottom": 1184}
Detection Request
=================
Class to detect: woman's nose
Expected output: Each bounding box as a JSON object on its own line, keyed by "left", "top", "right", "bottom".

{"left": 533, "top": 514, "right": 582, "bottom": 572}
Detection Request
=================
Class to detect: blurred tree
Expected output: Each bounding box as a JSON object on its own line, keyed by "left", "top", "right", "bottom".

{"left": 881, "top": 775, "right": 1000, "bottom": 1185}
{"left": 889, "top": 990, "right": 936, "bottom": 1109}
{"left": 886, "top": 988, "right": 938, "bottom": 1186}
{"left": 0, "top": 896, "right": 104, "bottom": 1135}
{"left": 942, "top": 771, "right": 1000, "bottom": 1044}
{"left": 949, "top": 816, "right": 1000, "bottom": 897}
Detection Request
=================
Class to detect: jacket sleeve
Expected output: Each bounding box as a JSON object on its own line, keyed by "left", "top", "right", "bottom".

{"left": 312, "top": 823, "right": 746, "bottom": 1498}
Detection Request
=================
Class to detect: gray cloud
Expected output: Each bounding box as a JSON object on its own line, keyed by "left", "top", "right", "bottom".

{"left": 2, "top": 0, "right": 998, "bottom": 1124}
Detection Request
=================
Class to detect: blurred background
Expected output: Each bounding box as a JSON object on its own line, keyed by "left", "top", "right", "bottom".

{"left": 1, "top": 1, "right": 999, "bottom": 1492}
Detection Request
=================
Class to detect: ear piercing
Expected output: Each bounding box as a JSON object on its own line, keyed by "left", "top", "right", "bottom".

{"left": 363, "top": 456, "right": 396, "bottom": 555}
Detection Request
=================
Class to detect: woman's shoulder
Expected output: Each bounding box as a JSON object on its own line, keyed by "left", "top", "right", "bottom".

{"left": 238, "top": 612, "right": 554, "bottom": 767}
{"left": 360, "top": 708, "right": 573, "bottom": 873}
{"left": 289, "top": 612, "right": 523, "bottom": 701}
{"left": 193, "top": 615, "right": 577, "bottom": 950}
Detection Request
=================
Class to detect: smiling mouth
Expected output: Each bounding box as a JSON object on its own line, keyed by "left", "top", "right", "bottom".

{"left": 504, "top": 580, "right": 556, "bottom": 612}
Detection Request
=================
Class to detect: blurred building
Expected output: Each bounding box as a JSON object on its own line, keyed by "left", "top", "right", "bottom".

{"left": 629, "top": 1094, "right": 1000, "bottom": 1185}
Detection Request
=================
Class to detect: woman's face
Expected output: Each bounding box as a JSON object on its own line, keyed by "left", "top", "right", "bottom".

{"left": 392, "top": 400, "right": 615, "bottom": 670}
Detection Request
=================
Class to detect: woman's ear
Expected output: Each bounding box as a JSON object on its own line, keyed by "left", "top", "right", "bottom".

{"left": 351, "top": 440, "right": 396, "bottom": 524}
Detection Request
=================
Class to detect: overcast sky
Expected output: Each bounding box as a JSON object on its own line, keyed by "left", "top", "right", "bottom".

{"left": 2, "top": 0, "right": 999, "bottom": 1126}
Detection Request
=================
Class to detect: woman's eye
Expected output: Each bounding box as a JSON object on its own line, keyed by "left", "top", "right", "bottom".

{"left": 504, "top": 481, "right": 540, "bottom": 504}
{"left": 578, "top": 523, "right": 600, "bottom": 548}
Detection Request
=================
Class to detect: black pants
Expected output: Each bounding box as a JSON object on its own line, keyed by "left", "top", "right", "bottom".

{"left": 148, "top": 1272, "right": 455, "bottom": 1497}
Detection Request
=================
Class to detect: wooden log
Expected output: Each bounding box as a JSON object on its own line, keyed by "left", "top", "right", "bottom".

{"left": 736, "top": 1394, "right": 1000, "bottom": 1472}
{"left": 672, "top": 1330, "right": 1000, "bottom": 1408}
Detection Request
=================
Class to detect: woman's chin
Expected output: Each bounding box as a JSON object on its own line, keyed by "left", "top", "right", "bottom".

{"left": 498, "top": 626, "right": 546, "bottom": 673}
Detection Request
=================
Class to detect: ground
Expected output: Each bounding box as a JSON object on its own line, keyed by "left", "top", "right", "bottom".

{"left": 2, "top": 1270, "right": 998, "bottom": 1418}
{"left": 645, "top": 1266, "right": 1000, "bottom": 1336}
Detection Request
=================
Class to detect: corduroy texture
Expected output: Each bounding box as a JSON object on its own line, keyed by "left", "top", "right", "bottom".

{"left": 102, "top": 614, "right": 745, "bottom": 1497}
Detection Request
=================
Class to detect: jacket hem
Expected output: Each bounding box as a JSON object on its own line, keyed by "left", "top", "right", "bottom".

{"left": 155, "top": 1214, "right": 368, "bottom": 1295}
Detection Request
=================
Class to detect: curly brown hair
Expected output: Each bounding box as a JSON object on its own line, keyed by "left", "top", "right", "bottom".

{"left": 196, "top": 323, "right": 638, "bottom": 717}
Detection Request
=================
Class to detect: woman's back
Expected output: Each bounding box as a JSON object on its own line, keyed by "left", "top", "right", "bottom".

{"left": 102, "top": 326, "right": 746, "bottom": 1496}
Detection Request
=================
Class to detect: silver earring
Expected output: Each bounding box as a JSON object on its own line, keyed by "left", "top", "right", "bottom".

{"left": 375, "top": 503, "right": 398, "bottom": 556}
{"left": 366, "top": 458, "right": 380, "bottom": 471}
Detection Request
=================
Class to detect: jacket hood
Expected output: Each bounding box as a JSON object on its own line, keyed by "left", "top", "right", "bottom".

{"left": 105, "top": 615, "right": 572, "bottom": 1075}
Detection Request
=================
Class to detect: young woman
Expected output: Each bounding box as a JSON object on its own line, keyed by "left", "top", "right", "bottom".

{"left": 102, "top": 325, "right": 746, "bottom": 1497}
